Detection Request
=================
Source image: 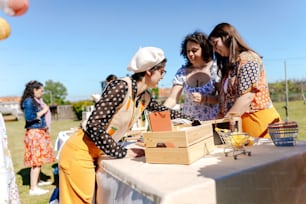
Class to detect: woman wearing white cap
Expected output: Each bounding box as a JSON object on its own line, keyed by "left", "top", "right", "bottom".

{"left": 59, "top": 47, "right": 198, "bottom": 204}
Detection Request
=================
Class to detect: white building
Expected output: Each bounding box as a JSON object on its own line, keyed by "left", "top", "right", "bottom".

{"left": 0, "top": 97, "right": 22, "bottom": 120}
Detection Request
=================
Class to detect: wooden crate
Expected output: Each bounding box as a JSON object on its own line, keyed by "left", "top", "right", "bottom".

{"left": 143, "top": 123, "right": 214, "bottom": 165}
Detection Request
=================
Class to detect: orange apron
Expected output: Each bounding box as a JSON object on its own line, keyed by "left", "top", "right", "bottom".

{"left": 59, "top": 128, "right": 102, "bottom": 204}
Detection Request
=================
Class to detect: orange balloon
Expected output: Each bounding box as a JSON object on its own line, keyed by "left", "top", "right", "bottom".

{"left": 0, "top": 17, "right": 11, "bottom": 40}
{"left": 7, "top": 0, "right": 29, "bottom": 16}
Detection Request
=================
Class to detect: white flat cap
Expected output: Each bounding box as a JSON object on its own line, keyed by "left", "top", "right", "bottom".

{"left": 127, "top": 47, "right": 165, "bottom": 73}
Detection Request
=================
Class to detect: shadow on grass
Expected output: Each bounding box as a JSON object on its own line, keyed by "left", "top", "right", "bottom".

{"left": 17, "top": 167, "right": 52, "bottom": 186}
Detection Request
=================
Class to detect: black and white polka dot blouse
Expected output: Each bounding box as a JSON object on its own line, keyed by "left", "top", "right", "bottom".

{"left": 86, "top": 78, "right": 194, "bottom": 158}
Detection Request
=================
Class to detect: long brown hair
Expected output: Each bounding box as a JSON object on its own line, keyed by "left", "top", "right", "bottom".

{"left": 208, "top": 23, "right": 256, "bottom": 76}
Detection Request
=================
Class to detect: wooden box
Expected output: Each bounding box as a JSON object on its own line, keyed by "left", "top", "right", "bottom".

{"left": 143, "top": 123, "right": 214, "bottom": 165}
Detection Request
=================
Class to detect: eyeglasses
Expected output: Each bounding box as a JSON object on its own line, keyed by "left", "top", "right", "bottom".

{"left": 150, "top": 67, "right": 167, "bottom": 77}
{"left": 159, "top": 70, "right": 167, "bottom": 77}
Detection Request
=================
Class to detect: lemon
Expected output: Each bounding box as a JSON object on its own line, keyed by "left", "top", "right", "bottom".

{"left": 230, "top": 133, "right": 249, "bottom": 147}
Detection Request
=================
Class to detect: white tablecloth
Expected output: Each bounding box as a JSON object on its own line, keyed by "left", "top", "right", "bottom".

{"left": 54, "top": 129, "right": 77, "bottom": 160}
{"left": 97, "top": 139, "right": 306, "bottom": 204}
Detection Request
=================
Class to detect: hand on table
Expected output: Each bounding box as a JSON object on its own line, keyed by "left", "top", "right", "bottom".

{"left": 126, "top": 148, "right": 145, "bottom": 158}
{"left": 192, "top": 92, "right": 202, "bottom": 104}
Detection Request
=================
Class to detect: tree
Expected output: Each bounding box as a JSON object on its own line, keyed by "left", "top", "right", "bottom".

{"left": 149, "top": 87, "right": 159, "bottom": 99}
{"left": 269, "top": 79, "right": 306, "bottom": 102}
{"left": 43, "top": 80, "right": 68, "bottom": 105}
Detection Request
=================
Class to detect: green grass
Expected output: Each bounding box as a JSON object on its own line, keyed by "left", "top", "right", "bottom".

{"left": 273, "top": 100, "right": 306, "bottom": 139}
{"left": 6, "top": 119, "right": 80, "bottom": 204}
{"left": 4, "top": 100, "right": 306, "bottom": 203}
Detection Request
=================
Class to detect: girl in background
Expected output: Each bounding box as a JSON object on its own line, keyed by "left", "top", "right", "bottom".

{"left": 20, "top": 80, "right": 55, "bottom": 196}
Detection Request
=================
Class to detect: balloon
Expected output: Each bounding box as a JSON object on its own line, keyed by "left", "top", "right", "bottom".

{"left": 0, "top": 0, "right": 29, "bottom": 16}
{"left": 0, "top": 17, "right": 11, "bottom": 40}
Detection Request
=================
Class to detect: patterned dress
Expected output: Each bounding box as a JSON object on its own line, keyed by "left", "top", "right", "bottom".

{"left": 173, "top": 64, "right": 219, "bottom": 121}
{"left": 218, "top": 51, "right": 281, "bottom": 137}
{"left": 24, "top": 129, "right": 55, "bottom": 167}
{"left": 22, "top": 97, "right": 55, "bottom": 167}
{"left": 85, "top": 77, "right": 194, "bottom": 158}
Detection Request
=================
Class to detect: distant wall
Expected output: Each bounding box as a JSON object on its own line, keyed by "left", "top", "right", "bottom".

{"left": 82, "top": 105, "right": 94, "bottom": 122}
{"left": 54, "top": 105, "right": 77, "bottom": 120}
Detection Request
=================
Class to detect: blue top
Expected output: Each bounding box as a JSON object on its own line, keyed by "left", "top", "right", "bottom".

{"left": 172, "top": 63, "right": 219, "bottom": 121}
{"left": 22, "top": 97, "right": 47, "bottom": 129}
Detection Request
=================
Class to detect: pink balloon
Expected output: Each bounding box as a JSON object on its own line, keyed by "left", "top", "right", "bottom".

{"left": 7, "top": 0, "right": 29, "bottom": 16}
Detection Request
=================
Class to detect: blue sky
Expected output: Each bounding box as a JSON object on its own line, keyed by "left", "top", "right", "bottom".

{"left": 1, "top": 0, "right": 306, "bottom": 101}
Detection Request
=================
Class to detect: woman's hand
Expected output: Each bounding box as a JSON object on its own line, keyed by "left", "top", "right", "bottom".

{"left": 37, "top": 105, "right": 49, "bottom": 118}
{"left": 42, "top": 105, "right": 49, "bottom": 114}
{"left": 126, "top": 148, "right": 145, "bottom": 158}
{"left": 226, "top": 92, "right": 255, "bottom": 116}
{"left": 192, "top": 92, "right": 203, "bottom": 103}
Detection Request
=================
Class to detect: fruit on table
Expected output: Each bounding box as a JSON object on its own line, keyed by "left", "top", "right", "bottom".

{"left": 230, "top": 133, "right": 249, "bottom": 147}
{"left": 246, "top": 137, "right": 255, "bottom": 146}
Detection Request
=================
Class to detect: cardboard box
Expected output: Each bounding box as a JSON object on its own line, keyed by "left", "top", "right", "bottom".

{"left": 143, "top": 123, "right": 214, "bottom": 165}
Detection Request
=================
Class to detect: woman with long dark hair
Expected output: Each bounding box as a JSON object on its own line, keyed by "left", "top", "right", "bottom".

{"left": 20, "top": 80, "right": 55, "bottom": 196}
{"left": 209, "top": 23, "right": 281, "bottom": 137}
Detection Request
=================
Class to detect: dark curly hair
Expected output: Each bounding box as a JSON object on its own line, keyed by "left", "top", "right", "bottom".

{"left": 180, "top": 31, "right": 213, "bottom": 67}
{"left": 20, "top": 80, "right": 44, "bottom": 111}
{"left": 106, "top": 74, "right": 117, "bottom": 83}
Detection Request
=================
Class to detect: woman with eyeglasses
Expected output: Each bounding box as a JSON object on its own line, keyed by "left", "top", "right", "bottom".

{"left": 208, "top": 22, "right": 281, "bottom": 137}
{"left": 59, "top": 47, "right": 198, "bottom": 204}
{"left": 164, "top": 31, "right": 220, "bottom": 121}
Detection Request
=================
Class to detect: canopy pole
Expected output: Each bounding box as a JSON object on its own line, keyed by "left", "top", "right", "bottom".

{"left": 284, "top": 60, "right": 289, "bottom": 121}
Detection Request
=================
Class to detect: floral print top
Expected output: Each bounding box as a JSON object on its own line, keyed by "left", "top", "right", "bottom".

{"left": 85, "top": 78, "right": 194, "bottom": 158}
{"left": 218, "top": 51, "right": 273, "bottom": 117}
{"left": 173, "top": 64, "right": 219, "bottom": 120}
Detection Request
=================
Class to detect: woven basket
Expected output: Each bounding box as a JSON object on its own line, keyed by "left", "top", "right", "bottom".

{"left": 268, "top": 121, "right": 298, "bottom": 146}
